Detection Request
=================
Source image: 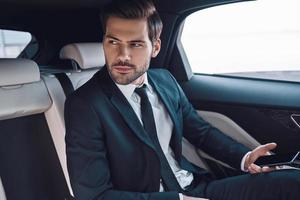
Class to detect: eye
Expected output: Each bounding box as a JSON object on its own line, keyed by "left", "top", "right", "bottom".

{"left": 108, "top": 40, "right": 118, "bottom": 45}
{"left": 130, "top": 42, "right": 143, "bottom": 48}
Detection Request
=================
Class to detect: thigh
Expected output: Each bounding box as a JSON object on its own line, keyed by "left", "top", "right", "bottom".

{"left": 204, "top": 169, "right": 300, "bottom": 200}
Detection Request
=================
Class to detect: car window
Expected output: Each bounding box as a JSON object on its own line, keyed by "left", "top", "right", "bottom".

{"left": 181, "top": 0, "right": 300, "bottom": 82}
{"left": 0, "top": 29, "right": 32, "bottom": 58}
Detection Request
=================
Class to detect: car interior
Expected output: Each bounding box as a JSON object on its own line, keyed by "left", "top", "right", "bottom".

{"left": 0, "top": 0, "right": 300, "bottom": 199}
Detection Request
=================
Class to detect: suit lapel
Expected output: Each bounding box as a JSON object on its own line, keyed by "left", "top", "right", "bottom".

{"left": 98, "top": 67, "right": 156, "bottom": 150}
{"left": 110, "top": 96, "right": 156, "bottom": 150}
{"left": 148, "top": 74, "right": 180, "bottom": 134}
{"left": 148, "top": 73, "right": 182, "bottom": 158}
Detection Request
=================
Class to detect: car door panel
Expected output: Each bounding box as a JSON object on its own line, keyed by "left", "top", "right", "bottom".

{"left": 180, "top": 75, "right": 300, "bottom": 154}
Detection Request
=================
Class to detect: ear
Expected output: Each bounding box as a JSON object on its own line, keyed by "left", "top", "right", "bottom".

{"left": 151, "top": 39, "right": 161, "bottom": 58}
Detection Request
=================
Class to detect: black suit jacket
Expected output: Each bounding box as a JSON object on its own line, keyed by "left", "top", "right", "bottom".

{"left": 65, "top": 67, "right": 250, "bottom": 200}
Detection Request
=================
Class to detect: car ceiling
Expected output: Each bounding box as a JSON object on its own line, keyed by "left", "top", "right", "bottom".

{"left": 0, "top": 0, "right": 251, "bottom": 11}
{"left": 0, "top": 0, "right": 252, "bottom": 65}
{"left": 0, "top": 0, "right": 252, "bottom": 32}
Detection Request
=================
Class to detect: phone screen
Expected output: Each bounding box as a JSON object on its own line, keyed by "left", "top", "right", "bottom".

{"left": 255, "top": 152, "right": 299, "bottom": 167}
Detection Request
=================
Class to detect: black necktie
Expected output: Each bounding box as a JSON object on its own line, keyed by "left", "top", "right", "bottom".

{"left": 135, "top": 85, "right": 182, "bottom": 192}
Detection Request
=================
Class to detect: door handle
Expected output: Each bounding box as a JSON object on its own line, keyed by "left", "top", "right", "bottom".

{"left": 291, "top": 114, "right": 300, "bottom": 128}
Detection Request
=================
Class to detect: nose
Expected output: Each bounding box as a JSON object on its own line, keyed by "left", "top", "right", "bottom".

{"left": 117, "top": 45, "right": 130, "bottom": 62}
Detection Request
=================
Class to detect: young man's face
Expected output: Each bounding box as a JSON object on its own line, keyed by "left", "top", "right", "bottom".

{"left": 103, "top": 16, "right": 160, "bottom": 85}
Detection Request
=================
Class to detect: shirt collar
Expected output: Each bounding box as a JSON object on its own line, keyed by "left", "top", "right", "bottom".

{"left": 115, "top": 73, "right": 153, "bottom": 101}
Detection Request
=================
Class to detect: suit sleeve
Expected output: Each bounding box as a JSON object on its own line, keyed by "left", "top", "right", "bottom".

{"left": 167, "top": 72, "right": 250, "bottom": 169}
{"left": 64, "top": 95, "right": 179, "bottom": 200}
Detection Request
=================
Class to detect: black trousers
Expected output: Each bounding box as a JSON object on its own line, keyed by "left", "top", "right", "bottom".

{"left": 185, "top": 169, "right": 300, "bottom": 200}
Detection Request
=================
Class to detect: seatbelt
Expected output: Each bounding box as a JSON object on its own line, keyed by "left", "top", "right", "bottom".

{"left": 54, "top": 73, "right": 74, "bottom": 96}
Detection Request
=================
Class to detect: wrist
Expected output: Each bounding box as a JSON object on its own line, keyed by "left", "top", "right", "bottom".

{"left": 242, "top": 151, "right": 252, "bottom": 171}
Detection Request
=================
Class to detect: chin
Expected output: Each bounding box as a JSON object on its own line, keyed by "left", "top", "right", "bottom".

{"left": 113, "top": 77, "right": 133, "bottom": 85}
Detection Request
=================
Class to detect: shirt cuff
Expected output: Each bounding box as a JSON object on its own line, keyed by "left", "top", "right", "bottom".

{"left": 241, "top": 151, "right": 252, "bottom": 172}
{"left": 179, "top": 193, "right": 183, "bottom": 200}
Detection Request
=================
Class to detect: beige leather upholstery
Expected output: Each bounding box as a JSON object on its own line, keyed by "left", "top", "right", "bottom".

{"left": 43, "top": 43, "right": 103, "bottom": 196}
{"left": 43, "top": 69, "right": 98, "bottom": 196}
{"left": 42, "top": 74, "right": 73, "bottom": 195}
{"left": 59, "top": 43, "right": 105, "bottom": 69}
{"left": 0, "top": 59, "right": 39, "bottom": 86}
{"left": 0, "top": 59, "right": 51, "bottom": 121}
{"left": 68, "top": 70, "right": 98, "bottom": 89}
{"left": 0, "top": 59, "right": 53, "bottom": 199}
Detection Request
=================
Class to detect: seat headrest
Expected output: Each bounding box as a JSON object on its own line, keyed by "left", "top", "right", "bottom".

{"left": 0, "top": 59, "right": 50, "bottom": 120}
{"left": 0, "top": 59, "right": 40, "bottom": 86}
{"left": 59, "top": 43, "right": 105, "bottom": 70}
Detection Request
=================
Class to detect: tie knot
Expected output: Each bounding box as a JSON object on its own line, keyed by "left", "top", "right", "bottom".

{"left": 135, "top": 84, "right": 148, "bottom": 99}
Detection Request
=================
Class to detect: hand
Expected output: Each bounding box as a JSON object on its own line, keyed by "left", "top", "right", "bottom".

{"left": 244, "top": 142, "right": 277, "bottom": 174}
{"left": 183, "top": 195, "right": 209, "bottom": 200}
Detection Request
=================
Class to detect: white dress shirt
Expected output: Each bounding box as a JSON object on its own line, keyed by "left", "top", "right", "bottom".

{"left": 116, "top": 73, "right": 249, "bottom": 200}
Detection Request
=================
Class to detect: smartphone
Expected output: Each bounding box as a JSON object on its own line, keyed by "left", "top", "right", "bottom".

{"left": 291, "top": 114, "right": 300, "bottom": 128}
{"left": 254, "top": 151, "right": 300, "bottom": 168}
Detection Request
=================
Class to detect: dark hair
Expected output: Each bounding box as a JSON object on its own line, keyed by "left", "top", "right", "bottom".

{"left": 101, "top": 0, "right": 163, "bottom": 42}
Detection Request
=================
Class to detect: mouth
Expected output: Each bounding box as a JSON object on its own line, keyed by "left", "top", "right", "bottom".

{"left": 112, "top": 65, "right": 133, "bottom": 74}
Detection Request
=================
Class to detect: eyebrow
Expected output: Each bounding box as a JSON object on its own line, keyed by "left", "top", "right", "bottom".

{"left": 106, "top": 35, "right": 121, "bottom": 41}
{"left": 105, "top": 35, "right": 146, "bottom": 43}
{"left": 130, "top": 40, "right": 146, "bottom": 43}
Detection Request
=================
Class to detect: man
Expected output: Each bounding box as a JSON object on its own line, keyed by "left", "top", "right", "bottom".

{"left": 65, "top": 0, "right": 300, "bottom": 199}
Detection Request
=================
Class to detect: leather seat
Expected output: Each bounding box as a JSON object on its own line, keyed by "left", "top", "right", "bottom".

{"left": 41, "top": 42, "right": 105, "bottom": 196}
{"left": 0, "top": 58, "right": 70, "bottom": 200}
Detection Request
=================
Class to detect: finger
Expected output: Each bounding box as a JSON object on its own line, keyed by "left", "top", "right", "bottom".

{"left": 261, "top": 166, "right": 275, "bottom": 172}
{"left": 254, "top": 143, "right": 277, "bottom": 157}
{"left": 248, "top": 166, "right": 258, "bottom": 174}
{"left": 262, "top": 143, "right": 277, "bottom": 152}
{"left": 249, "top": 163, "right": 262, "bottom": 174}
{"left": 248, "top": 166, "right": 256, "bottom": 174}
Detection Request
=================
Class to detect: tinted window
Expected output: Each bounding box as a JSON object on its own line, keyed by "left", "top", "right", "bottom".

{"left": 181, "top": 0, "right": 300, "bottom": 82}
{"left": 0, "top": 29, "right": 32, "bottom": 58}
